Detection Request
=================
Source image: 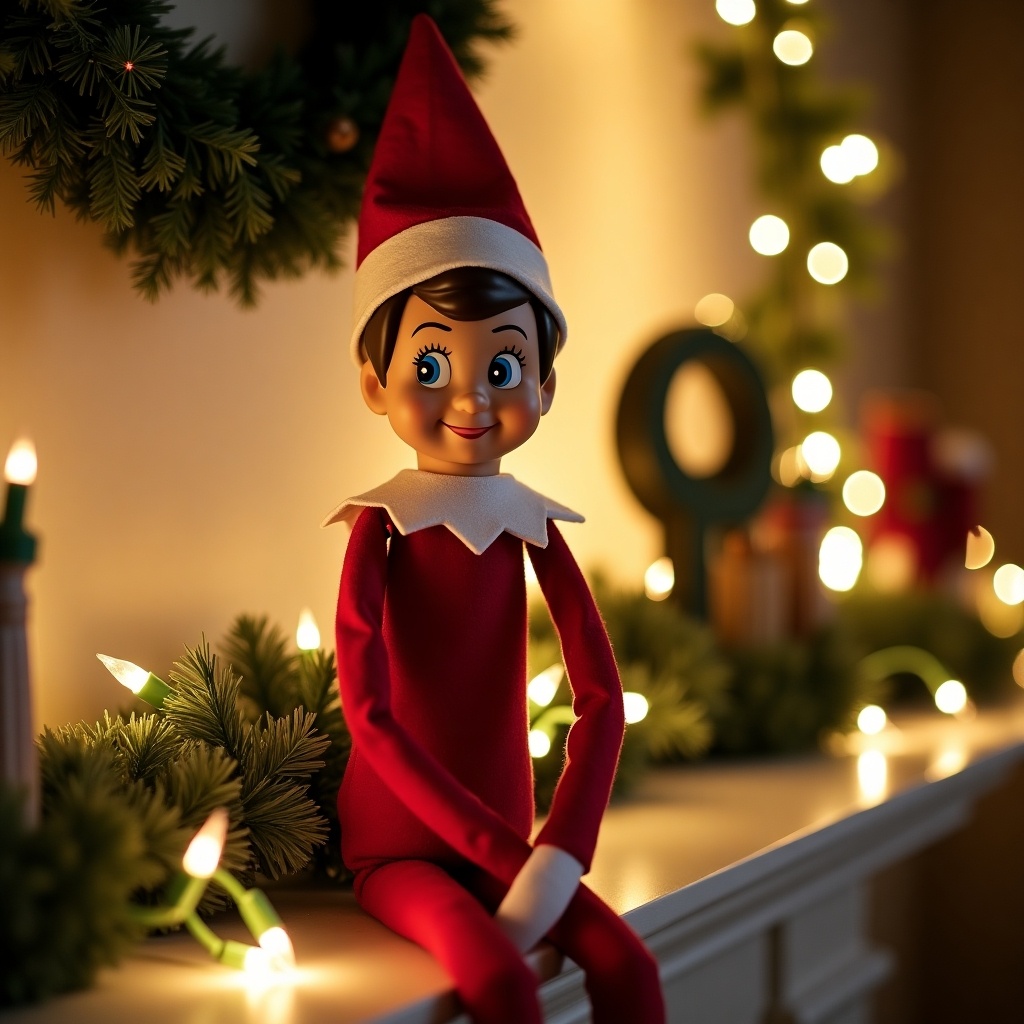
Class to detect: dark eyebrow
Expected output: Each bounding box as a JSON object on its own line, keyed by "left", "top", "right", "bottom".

{"left": 411, "top": 321, "right": 453, "bottom": 336}
{"left": 492, "top": 324, "right": 528, "bottom": 339}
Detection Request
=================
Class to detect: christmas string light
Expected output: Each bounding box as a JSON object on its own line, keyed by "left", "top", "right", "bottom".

{"left": 295, "top": 608, "right": 321, "bottom": 651}
{"left": 97, "top": 652, "right": 173, "bottom": 708}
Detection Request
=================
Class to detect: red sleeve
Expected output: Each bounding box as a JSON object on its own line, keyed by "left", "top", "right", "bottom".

{"left": 335, "top": 506, "right": 532, "bottom": 884}
{"left": 527, "top": 523, "right": 625, "bottom": 871}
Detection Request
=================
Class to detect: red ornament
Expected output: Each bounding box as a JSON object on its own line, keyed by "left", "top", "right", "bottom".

{"left": 325, "top": 116, "right": 359, "bottom": 153}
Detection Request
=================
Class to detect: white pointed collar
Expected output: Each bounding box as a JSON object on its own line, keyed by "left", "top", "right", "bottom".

{"left": 321, "top": 469, "right": 583, "bottom": 554}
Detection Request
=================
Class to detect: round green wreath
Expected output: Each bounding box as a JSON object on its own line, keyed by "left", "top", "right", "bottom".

{"left": 0, "top": 0, "right": 512, "bottom": 305}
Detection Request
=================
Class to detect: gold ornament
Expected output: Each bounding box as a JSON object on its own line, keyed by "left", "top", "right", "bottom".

{"left": 326, "top": 116, "right": 360, "bottom": 153}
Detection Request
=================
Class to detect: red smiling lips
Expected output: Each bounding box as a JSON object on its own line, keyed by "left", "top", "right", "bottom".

{"left": 444, "top": 423, "right": 495, "bottom": 439}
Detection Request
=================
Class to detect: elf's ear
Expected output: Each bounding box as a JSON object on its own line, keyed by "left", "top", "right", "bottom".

{"left": 540, "top": 367, "right": 556, "bottom": 416}
{"left": 360, "top": 359, "right": 388, "bottom": 415}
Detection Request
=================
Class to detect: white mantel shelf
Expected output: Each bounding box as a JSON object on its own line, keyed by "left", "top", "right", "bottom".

{"left": 6, "top": 703, "right": 1024, "bottom": 1024}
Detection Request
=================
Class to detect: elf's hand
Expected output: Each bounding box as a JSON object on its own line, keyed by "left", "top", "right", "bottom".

{"left": 494, "top": 844, "right": 583, "bottom": 953}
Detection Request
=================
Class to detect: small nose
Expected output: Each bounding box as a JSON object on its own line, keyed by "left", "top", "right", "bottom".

{"left": 451, "top": 388, "right": 491, "bottom": 414}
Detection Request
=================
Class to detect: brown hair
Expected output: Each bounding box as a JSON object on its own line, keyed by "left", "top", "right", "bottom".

{"left": 361, "top": 267, "right": 560, "bottom": 386}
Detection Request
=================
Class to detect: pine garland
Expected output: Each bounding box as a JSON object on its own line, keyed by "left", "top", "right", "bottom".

{"left": 694, "top": 0, "right": 887, "bottom": 389}
{"left": 0, "top": 0, "right": 513, "bottom": 305}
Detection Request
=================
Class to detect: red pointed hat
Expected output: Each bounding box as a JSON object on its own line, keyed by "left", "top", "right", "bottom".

{"left": 350, "top": 14, "right": 566, "bottom": 363}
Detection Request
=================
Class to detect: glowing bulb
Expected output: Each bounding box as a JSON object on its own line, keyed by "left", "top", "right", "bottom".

{"left": 807, "top": 242, "right": 849, "bottom": 284}
{"left": 527, "top": 665, "right": 564, "bottom": 707}
{"left": 182, "top": 807, "right": 229, "bottom": 878}
{"left": 993, "top": 563, "right": 1024, "bottom": 605}
{"left": 819, "top": 526, "right": 863, "bottom": 592}
{"left": 749, "top": 214, "right": 790, "bottom": 256}
{"left": 528, "top": 729, "right": 552, "bottom": 758}
{"left": 800, "top": 431, "right": 841, "bottom": 479}
{"left": 857, "top": 749, "right": 887, "bottom": 802}
{"left": 857, "top": 704, "right": 887, "bottom": 735}
{"left": 4, "top": 438, "right": 37, "bottom": 485}
{"left": 934, "top": 679, "right": 967, "bottom": 715}
{"left": 965, "top": 526, "right": 995, "bottom": 569}
{"left": 623, "top": 692, "right": 650, "bottom": 724}
{"left": 841, "top": 134, "right": 879, "bottom": 175}
{"left": 644, "top": 557, "right": 675, "bottom": 601}
{"left": 96, "top": 653, "right": 152, "bottom": 694}
{"left": 695, "top": 293, "right": 735, "bottom": 327}
{"left": 773, "top": 28, "right": 813, "bottom": 65}
{"left": 821, "top": 144, "right": 856, "bottom": 184}
{"left": 843, "top": 471, "right": 886, "bottom": 516}
{"left": 791, "top": 369, "right": 833, "bottom": 412}
{"left": 243, "top": 947, "right": 275, "bottom": 974}
{"left": 295, "top": 608, "right": 320, "bottom": 651}
{"left": 259, "top": 926, "right": 296, "bottom": 969}
{"left": 716, "top": 0, "right": 756, "bottom": 26}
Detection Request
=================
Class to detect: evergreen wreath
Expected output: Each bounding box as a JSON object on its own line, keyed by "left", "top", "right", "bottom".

{"left": 0, "top": 0, "right": 512, "bottom": 305}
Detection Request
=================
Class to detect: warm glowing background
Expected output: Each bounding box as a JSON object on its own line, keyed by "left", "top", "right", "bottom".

{"left": 1, "top": 0, "right": 1020, "bottom": 728}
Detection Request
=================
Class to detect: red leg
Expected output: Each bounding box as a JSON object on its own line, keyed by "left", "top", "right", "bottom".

{"left": 548, "top": 883, "right": 666, "bottom": 1024}
{"left": 358, "top": 860, "right": 542, "bottom": 1024}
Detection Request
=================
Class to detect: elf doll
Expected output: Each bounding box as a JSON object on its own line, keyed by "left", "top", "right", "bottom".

{"left": 323, "top": 17, "right": 665, "bottom": 1024}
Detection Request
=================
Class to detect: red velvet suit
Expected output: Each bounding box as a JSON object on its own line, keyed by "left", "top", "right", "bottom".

{"left": 335, "top": 502, "right": 665, "bottom": 1024}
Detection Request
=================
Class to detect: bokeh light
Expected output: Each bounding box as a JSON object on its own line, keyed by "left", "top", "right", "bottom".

{"left": 527, "top": 665, "right": 563, "bottom": 707}
{"left": 819, "top": 526, "right": 863, "bottom": 592}
{"left": 843, "top": 471, "right": 886, "bottom": 516}
{"left": 807, "top": 242, "right": 849, "bottom": 284}
{"left": 623, "top": 692, "right": 650, "bottom": 725}
{"left": 791, "top": 368, "right": 833, "bottom": 412}
{"left": 993, "top": 563, "right": 1024, "bottom": 605}
{"left": 857, "top": 704, "right": 887, "bottom": 736}
{"left": 857, "top": 749, "right": 887, "bottom": 803}
{"left": 773, "top": 28, "right": 813, "bottom": 66}
{"left": 1013, "top": 649, "right": 1024, "bottom": 687}
{"left": 716, "top": 0, "right": 756, "bottom": 26}
{"left": 964, "top": 525, "right": 995, "bottom": 569}
{"left": 841, "top": 134, "right": 879, "bottom": 175}
{"left": 695, "top": 292, "right": 735, "bottom": 327}
{"left": 775, "top": 445, "right": 805, "bottom": 487}
{"left": 934, "top": 679, "right": 968, "bottom": 715}
{"left": 528, "top": 729, "right": 551, "bottom": 758}
{"left": 820, "top": 144, "right": 856, "bottom": 184}
{"left": 749, "top": 214, "right": 790, "bottom": 255}
{"left": 801, "top": 431, "right": 841, "bottom": 479}
{"left": 644, "top": 557, "right": 675, "bottom": 601}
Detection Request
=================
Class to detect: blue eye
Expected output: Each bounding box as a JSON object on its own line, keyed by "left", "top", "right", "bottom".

{"left": 489, "top": 352, "right": 523, "bottom": 389}
{"left": 414, "top": 350, "right": 451, "bottom": 388}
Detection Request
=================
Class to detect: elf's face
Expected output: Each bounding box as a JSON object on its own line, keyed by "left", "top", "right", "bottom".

{"left": 360, "top": 293, "right": 556, "bottom": 476}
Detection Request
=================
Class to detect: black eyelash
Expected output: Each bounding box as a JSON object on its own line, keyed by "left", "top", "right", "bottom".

{"left": 497, "top": 344, "right": 525, "bottom": 366}
{"left": 413, "top": 343, "right": 452, "bottom": 365}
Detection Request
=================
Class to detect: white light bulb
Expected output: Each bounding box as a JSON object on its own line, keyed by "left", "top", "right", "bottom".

{"left": 295, "top": 608, "right": 321, "bottom": 651}
{"left": 4, "top": 438, "right": 37, "bottom": 485}
{"left": 182, "top": 808, "right": 229, "bottom": 878}
{"left": 259, "top": 926, "right": 296, "bottom": 969}
{"left": 96, "top": 653, "right": 151, "bottom": 694}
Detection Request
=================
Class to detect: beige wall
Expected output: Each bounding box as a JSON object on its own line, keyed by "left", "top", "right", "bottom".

{"left": 1, "top": 0, "right": 905, "bottom": 729}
